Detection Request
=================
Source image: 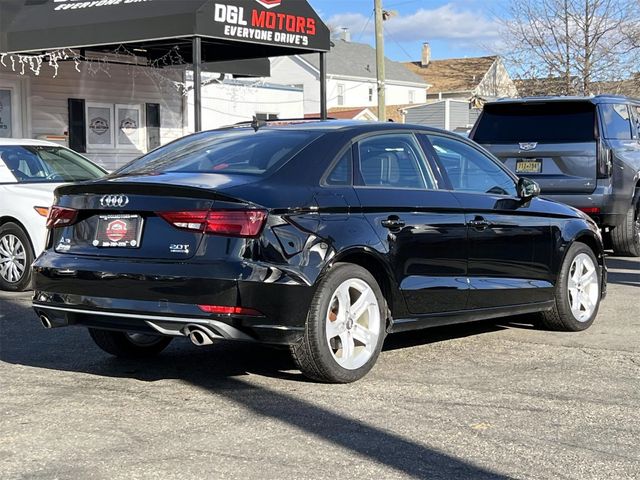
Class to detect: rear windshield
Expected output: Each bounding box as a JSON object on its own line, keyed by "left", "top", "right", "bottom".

{"left": 473, "top": 102, "right": 596, "bottom": 144}
{"left": 116, "top": 129, "right": 320, "bottom": 177}
{"left": 0, "top": 146, "right": 105, "bottom": 183}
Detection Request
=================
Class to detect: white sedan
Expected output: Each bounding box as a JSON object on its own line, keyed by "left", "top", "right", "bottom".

{"left": 0, "top": 139, "right": 106, "bottom": 291}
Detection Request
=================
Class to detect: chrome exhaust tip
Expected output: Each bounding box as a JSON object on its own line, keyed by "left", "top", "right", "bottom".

{"left": 188, "top": 328, "right": 214, "bottom": 347}
{"left": 40, "top": 315, "right": 53, "bottom": 330}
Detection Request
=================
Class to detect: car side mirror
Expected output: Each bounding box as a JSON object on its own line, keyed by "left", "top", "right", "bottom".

{"left": 517, "top": 177, "right": 541, "bottom": 200}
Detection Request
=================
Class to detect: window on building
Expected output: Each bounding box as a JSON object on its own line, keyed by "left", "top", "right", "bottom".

{"left": 256, "top": 113, "right": 280, "bottom": 121}
{"left": 0, "top": 90, "right": 13, "bottom": 139}
{"left": 368, "top": 87, "right": 374, "bottom": 102}
{"left": 337, "top": 84, "right": 345, "bottom": 106}
{"left": 85, "top": 102, "right": 143, "bottom": 151}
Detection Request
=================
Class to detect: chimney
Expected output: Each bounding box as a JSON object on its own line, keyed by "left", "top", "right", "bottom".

{"left": 421, "top": 42, "right": 431, "bottom": 67}
{"left": 341, "top": 28, "right": 351, "bottom": 42}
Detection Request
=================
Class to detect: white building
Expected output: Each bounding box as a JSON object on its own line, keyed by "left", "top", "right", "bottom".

{"left": 0, "top": 60, "right": 306, "bottom": 170}
{"left": 268, "top": 37, "right": 427, "bottom": 116}
{"left": 187, "top": 78, "right": 303, "bottom": 132}
{"left": 0, "top": 59, "right": 186, "bottom": 171}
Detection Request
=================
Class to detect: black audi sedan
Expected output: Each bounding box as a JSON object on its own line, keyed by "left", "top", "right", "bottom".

{"left": 32, "top": 121, "right": 607, "bottom": 383}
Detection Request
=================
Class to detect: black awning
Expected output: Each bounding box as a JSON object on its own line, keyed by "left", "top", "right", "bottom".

{"left": 2, "top": 0, "right": 330, "bottom": 60}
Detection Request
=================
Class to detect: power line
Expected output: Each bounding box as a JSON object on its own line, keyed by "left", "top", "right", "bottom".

{"left": 383, "top": 24, "right": 415, "bottom": 62}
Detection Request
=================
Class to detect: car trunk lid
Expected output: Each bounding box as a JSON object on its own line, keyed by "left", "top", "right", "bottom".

{"left": 49, "top": 173, "right": 263, "bottom": 260}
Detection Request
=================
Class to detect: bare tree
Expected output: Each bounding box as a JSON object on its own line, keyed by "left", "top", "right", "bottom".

{"left": 496, "top": 0, "right": 640, "bottom": 96}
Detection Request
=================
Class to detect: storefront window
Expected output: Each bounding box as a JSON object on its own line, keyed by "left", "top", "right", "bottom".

{"left": 0, "top": 90, "right": 13, "bottom": 139}
{"left": 87, "top": 103, "right": 114, "bottom": 149}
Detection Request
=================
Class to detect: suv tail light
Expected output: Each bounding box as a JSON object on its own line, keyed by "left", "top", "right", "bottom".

{"left": 46, "top": 206, "right": 78, "bottom": 229}
{"left": 597, "top": 140, "right": 613, "bottom": 179}
{"left": 158, "top": 210, "right": 267, "bottom": 238}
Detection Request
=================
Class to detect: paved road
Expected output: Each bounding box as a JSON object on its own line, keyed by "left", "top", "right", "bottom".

{"left": 0, "top": 258, "right": 638, "bottom": 480}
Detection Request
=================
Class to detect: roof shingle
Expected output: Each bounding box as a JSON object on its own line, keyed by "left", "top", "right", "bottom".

{"left": 404, "top": 56, "right": 498, "bottom": 94}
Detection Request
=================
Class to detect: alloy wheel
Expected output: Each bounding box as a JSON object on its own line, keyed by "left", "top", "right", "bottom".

{"left": 325, "top": 278, "right": 381, "bottom": 370}
{"left": 0, "top": 234, "right": 27, "bottom": 284}
{"left": 567, "top": 253, "right": 599, "bottom": 322}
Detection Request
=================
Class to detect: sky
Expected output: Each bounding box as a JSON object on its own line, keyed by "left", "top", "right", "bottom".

{"left": 307, "top": 0, "right": 503, "bottom": 62}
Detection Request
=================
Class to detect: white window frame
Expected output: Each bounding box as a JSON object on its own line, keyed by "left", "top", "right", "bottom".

{"left": 115, "top": 103, "right": 143, "bottom": 151}
{"left": 337, "top": 84, "right": 345, "bottom": 106}
{"left": 86, "top": 102, "right": 115, "bottom": 150}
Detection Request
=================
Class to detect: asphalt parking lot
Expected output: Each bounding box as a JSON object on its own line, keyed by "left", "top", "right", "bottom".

{"left": 0, "top": 257, "right": 638, "bottom": 480}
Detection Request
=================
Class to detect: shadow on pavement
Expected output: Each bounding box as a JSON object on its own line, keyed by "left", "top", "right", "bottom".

{"left": 0, "top": 294, "right": 512, "bottom": 479}
{"left": 605, "top": 257, "right": 639, "bottom": 288}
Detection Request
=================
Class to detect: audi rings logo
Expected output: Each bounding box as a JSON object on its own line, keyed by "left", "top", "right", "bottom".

{"left": 100, "top": 195, "right": 129, "bottom": 208}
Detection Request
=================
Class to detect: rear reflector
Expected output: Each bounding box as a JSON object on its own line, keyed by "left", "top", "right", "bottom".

{"left": 158, "top": 210, "right": 267, "bottom": 238}
{"left": 46, "top": 206, "right": 78, "bottom": 229}
{"left": 198, "top": 305, "right": 263, "bottom": 316}
{"left": 579, "top": 207, "right": 601, "bottom": 214}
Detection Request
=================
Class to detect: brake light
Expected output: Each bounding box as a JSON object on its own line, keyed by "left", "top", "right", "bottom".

{"left": 198, "top": 305, "right": 263, "bottom": 316}
{"left": 46, "top": 206, "right": 78, "bottom": 229}
{"left": 158, "top": 210, "right": 267, "bottom": 238}
{"left": 597, "top": 140, "right": 613, "bottom": 179}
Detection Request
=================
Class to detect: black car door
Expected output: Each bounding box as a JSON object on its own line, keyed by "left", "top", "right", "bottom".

{"left": 353, "top": 132, "right": 469, "bottom": 316}
{"left": 423, "top": 133, "right": 555, "bottom": 310}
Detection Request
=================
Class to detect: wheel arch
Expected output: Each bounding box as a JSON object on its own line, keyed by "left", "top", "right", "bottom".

{"left": 321, "top": 247, "right": 402, "bottom": 326}
{"left": 0, "top": 216, "right": 35, "bottom": 253}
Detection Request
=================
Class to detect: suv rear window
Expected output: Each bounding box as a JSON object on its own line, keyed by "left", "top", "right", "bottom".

{"left": 473, "top": 102, "right": 596, "bottom": 144}
{"left": 116, "top": 129, "right": 320, "bottom": 177}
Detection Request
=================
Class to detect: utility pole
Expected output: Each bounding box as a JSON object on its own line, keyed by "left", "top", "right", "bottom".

{"left": 374, "top": 0, "right": 386, "bottom": 122}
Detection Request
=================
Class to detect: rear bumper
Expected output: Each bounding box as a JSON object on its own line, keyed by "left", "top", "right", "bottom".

{"left": 31, "top": 252, "right": 315, "bottom": 345}
{"left": 542, "top": 190, "right": 625, "bottom": 228}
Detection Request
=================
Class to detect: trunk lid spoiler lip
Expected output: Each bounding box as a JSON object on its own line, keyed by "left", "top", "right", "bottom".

{"left": 55, "top": 181, "right": 252, "bottom": 205}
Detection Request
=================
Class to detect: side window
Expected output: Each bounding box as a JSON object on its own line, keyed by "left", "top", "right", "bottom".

{"left": 601, "top": 104, "right": 632, "bottom": 140}
{"left": 357, "top": 134, "right": 436, "bottom": 190}
{"left": 427, "top": 135, "right": 517, "bottom": 196}
{"left": 325, "top": 148, "right": 352, "bottom": 186}
{"left": 630, "top": 105, "right": 640, "bottom": 139}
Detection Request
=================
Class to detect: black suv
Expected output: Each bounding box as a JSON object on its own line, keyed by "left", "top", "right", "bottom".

{"left": 472, "top": 95, "right": 640, "bottom": 256}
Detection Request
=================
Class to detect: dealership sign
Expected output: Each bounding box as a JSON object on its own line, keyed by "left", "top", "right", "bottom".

{"left": 211, "top": 0, "right": 328, "bottom": 50}
{"left": 7, "top": 0, "right": 330, "bottom": 54}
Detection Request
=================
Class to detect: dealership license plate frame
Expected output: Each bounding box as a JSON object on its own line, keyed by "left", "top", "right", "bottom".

{"left": 515, "top": 159, "right": 543, "bottom": 174}
{"left": 93, "top": 214, "right": 144, "bottom": 249}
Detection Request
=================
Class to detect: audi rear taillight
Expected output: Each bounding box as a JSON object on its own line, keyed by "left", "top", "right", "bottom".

{"left": 46, "top": 206, "right": 78, "bottom": 229}
{"left": 158, "top": 210, "right": 267, "bottom": 238}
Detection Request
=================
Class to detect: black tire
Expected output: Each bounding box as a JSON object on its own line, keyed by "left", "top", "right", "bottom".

{"left": 290, "top": 263, "right": 387, "bottom": 383}
{"left": 0, "top": 222, "right": 34, "bottom": 292}
{"left": 610, "top": 200, "right": 640, "bottom": 257}
{"left": 88, "top": 328, "right": 172, "bottom": 358}
{"left": 538, "top": 242, "right": 601, "bottom": 332}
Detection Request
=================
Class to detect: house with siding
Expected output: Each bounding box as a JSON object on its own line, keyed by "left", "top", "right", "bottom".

{"left": 0, "top": 60, "right": 306, "bottom": 170}
{"left": 0, "top": 60, "right": 187, "bottom": 170}
{"left": 268, "top": 33, "right": 427, "bottom": 115}
{"left": 403, "top": 43, "right": 517, "bottom": 102}
{"left": 403, "top": 99, "right": 478, "bottom": 132}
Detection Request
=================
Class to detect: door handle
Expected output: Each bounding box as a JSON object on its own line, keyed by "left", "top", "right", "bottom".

{"left": 381, "top": 217, "right": 406, "bottom": 230}
{"left": 467, "top": 217, "right": 491, "bottom": 229}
